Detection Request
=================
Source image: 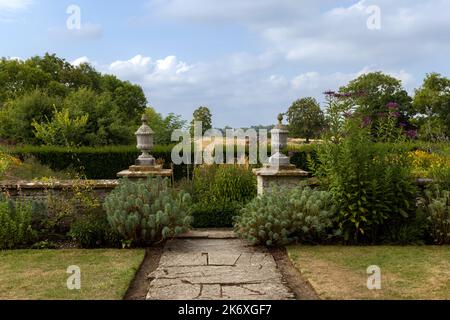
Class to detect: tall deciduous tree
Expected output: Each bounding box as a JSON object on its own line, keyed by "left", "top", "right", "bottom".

{"left": 413, "top": 73, "right": 450, "bottom": 138}
{"left": 191, "top": 106, "right": 212, "bottom": 136}
{"left": 0, "top": 53, "right": 148, "bottom": 146}
{"left": 339, "top": 72, "right": 413, "bottom": 118}
{"left": 287, "top": 97, "right": 325, "bottom": 143}
{"left": 145, "top": 107, "right": 186, "bottom": 145}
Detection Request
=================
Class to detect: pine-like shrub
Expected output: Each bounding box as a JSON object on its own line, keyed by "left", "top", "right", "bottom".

{"left": 103, "top": 177, "right": 192, "bottom": 247}
{"left": 0, "top": 198, "right": 35, "bottom": 249}
{"left": 234, "top": 185, "right": 336, "bottom": 246}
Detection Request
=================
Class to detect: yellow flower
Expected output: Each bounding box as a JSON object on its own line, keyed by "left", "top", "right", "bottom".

{"left": 409, "top": 150, "right": 450, "bottom": 178}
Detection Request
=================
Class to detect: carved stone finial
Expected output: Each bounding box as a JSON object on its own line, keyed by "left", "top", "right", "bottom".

{"left": 278, "top": 113, "right": 284, "bottom": 125}
{"left": 141, "top": 114, "right": 149, "bottom": 124}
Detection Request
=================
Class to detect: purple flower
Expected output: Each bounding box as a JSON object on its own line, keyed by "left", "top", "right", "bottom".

{"left": 406, "top": 130, "right": 417, "bottom": 139}
{"left": 400, "top": 122, "right": 408, "bottom": 128}
{"left": 362, "top": 116, "right": 372, "bottom": 127}
{"left": 387, "top": 102, "right": 399, "bottom": 110}
{"left": 324, "top": 90, "right": 336, "bottom": 96}
{"left": 357, "top": 90, "right": 367, "bottom": 97}
{"left": 391, "top": 111, "right": 401, "bottom": 118}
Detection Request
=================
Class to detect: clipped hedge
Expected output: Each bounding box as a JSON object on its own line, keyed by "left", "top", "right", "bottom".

{"left": 8, "top": 144, "right": 317, "bottom": 180}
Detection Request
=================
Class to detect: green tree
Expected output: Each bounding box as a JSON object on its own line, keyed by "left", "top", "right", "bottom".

{"left": 287, "top": 97, "right": 325, "bottom": 143}
{"left": 339, "top": 72, "right": 413, "bottom": 118}
{"left": 63, "top": 88, "right": 135, "bottom": 146}
{"left": 413, "top": 73, "right": 450, "bottom": 139}
{"left": 32, "top": 107, "right": 89, "bottom": 146}
{"left": 0, "top": 53, "right": 147, "bottom": 146}
{"left": 145, "top": 107, "right": 186, "bottom": 145}
{"left": 0, "top": 90, "right": 61, "bottom": 143}
{"left": 190, "top": 106, "right": 212, "bottom": 136}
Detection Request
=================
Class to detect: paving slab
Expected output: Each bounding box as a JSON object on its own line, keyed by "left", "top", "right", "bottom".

{"left": 146, "top": 238, "right": 294, "bottom": 300}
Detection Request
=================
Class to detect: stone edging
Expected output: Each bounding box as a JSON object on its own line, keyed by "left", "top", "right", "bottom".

{"left": 0, "top": 180, "right": 119, "bottom": 190}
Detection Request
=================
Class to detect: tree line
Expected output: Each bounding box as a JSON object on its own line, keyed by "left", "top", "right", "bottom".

{"left": 0, "top": 54, "right": 448, "bottom": 146}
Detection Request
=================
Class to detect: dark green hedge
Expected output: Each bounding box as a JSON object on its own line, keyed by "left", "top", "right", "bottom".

{"left": 191, "top": 204, "right": 239, "bottom": 228}
{"left": 9, "top": 145, "right": 317, "bottom": 180}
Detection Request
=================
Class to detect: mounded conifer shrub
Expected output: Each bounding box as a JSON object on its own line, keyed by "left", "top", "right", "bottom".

{"left": 234, "top": 184, "right": 336, "bottom": 246}
{"left": 103, "top": 177, "right": 192, "bottom": 247}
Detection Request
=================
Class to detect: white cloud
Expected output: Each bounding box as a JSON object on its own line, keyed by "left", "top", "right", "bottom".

{"left": 0, "top": 0, "right": 32, "bottom": 22}
{"left": 100, "top": 52, "right": 415, "bottom": 126}
{"left": 146, "top": 0, "right": 450, "bottom": 70}
{"left": 71, "top": 56, "right": 91, "bottom": 66}
{"left": 108, "top": 55, "right": 193, "bottom": 84}
{"left": 0, "top": 0, "right": 32, "bottom": 11}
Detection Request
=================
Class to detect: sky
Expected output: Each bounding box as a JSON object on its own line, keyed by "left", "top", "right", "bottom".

{"left": 1, "top": 0, "right": 449, "bottom": 127}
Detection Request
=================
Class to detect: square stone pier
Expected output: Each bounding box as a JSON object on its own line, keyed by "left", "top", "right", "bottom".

{"left": 253, "top": 164, "right": 309, "bottom": 196}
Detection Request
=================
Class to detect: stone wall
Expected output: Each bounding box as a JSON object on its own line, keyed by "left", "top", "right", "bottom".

{"left": 0, "top": 180, "right": 119, "bottom": 201}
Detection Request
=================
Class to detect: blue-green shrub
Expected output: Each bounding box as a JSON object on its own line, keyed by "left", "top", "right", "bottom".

{"left": 103, "top": 177, "right": 192, "bottom": 247}
{"left": 234, "top": 185, "right": 336, "bottom": 246}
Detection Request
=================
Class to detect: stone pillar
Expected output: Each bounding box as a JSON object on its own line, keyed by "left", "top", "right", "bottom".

{"left": 253, "top": 114, "right": 309, "bottom": 195}
{"left": 117, "top": 114, "right": 173, "bottom": 181}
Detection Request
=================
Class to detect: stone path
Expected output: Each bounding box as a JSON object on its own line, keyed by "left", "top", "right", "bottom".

{"left": 146, "top": 237, "right": 295, "bottom": 300}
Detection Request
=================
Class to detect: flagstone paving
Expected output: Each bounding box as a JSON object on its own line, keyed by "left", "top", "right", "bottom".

{"left": 146, "top": 238, "right": 295, "bottom": 300}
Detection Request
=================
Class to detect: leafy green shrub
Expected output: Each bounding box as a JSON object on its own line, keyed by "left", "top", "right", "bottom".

{"left": 30, "top": 240, "right": 58, "bottom": 250}
{"left": 69, "top": 210, "right": 121, "bottom": 248}
{"left": 191, "top": 203, "right": 241, "bottom": 228}
{"left": 104, "top": 177, "right": 192, "bottom": 247}
{"left": 234, "top": 185, "right": 336, "bottom": 246}
{"left": 30, "top": 181, "right": 102, "bottom": 241}
{"left": 418, "top": 186, "right": 450, "bottom": 245}
{"left": 380, "top": 211, "right": 427, "bottom": 245}
{"left": 192, "top": 165, "right": 257, "bottom": 227}
{"left": 0, "top": 198, "right": 35, "bottom": 249}
{"left": 313, "top": 116, "right": 417, "bottom": 243}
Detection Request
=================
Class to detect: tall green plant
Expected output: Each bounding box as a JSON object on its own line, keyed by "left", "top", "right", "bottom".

{"left": 314, "top": 114, "right": 417, "bottom": 243}
{"left": 191, "top": 164, "right": 257, "bottom": 227}
{"left": 0, "top": 198, "right": 35, "bottom": 249}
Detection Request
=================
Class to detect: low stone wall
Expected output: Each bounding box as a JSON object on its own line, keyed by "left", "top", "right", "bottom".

{"left": 0, "top": 180, "right": 119, "bottom": 201}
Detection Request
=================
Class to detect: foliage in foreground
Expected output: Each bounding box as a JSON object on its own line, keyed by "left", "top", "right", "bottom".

{"left": 68, "top": 210, "right": 121, "bottom": 248}
{"left": 0, "top": 198, "right": 34, "bottom": 249}
{"left": 313, "top": 107, "right": 418, "bottom": 243}
{"left": 191, "top": 164, "right": 257, "bottom": 227}
{"left": 104, "top": 177, "right": 192, "bottom": 247}
{"left": 418, "top": 186, "right": 450, "bottom": 245}
{"left": 234, "top": 185, "right": 336, "bottom": 246}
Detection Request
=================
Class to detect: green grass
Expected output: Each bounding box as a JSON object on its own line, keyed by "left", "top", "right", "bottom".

{"left": 288, "top": 246, "right": 450, "bottom": 300}
{"left": 0, "top": 249, "right": 145, "bottom": 300}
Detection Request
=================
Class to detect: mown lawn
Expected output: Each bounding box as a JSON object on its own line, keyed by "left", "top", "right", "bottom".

{"left": 288, "top": 246, "right": 450, "bottom": 300}
{"left": 0, "top": 249, "right": 145, "bottom": 300}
